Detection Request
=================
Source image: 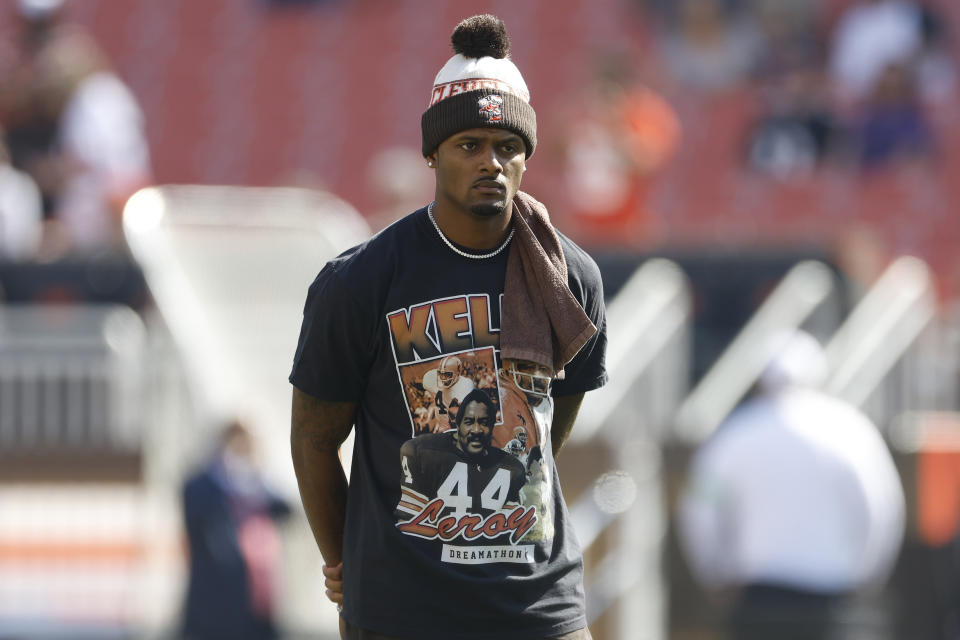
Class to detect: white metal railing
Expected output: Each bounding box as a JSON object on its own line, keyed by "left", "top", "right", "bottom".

{"left": 569, "top": 259, "right": 691, "bottom": 640}
{"left": 573, "top": 259, "right": 691, "bottom": 445}
{"left": 0, "top": 304, "right": 206, "bottom": 637}
{"left": 824, "top": 256, "right": 937, "bottom": 421}
{"left": 123, "top": 185, "right": 370, "bottom": 446}
{"left": 0, "top": 304, "right": 145, "bottom": 453}
{"left": 672, "top": 260, "right": 836, "bottom": 444}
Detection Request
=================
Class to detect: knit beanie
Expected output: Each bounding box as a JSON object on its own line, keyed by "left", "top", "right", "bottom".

{"left": 421, "top": 15, "right": 537, "bottom": 158}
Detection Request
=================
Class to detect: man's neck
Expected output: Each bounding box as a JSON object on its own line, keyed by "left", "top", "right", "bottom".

{"left": 431, "top": 199, "right": 513, "bottom": 251}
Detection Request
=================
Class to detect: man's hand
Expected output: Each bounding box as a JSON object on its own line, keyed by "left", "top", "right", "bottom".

{"left": 322, "top": 562, "right": 344, "bottom": 605}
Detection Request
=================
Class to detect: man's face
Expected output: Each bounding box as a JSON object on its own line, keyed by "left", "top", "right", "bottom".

{"left": 430, "top": 128, "right": 526, "bottom": 218}
{"left": 456, "top": 400, "right": 493, "bottom": 458}
{"left": 438, "top": 357, "right": 460, "bottom": 388}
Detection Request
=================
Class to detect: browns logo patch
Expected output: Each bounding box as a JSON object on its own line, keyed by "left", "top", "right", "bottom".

{"left": 478, "top": 94, "right": 504, "bottom": 123}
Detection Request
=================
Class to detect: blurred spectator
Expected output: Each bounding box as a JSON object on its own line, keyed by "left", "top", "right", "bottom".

{"left": 0, "top": 0, "right": 151, "bottom": 256}
{"left": 829, "top": 0, "right": 924, "bottom": 105}
{"left": 0, "top": 135, "right": 42, "bottom": 259}
{"left": 856, "top": 61, "right": 934, "bottom": 169}
{"left": 678, "top": 330, "right": 905, "bottom": 640}
{"left": 555, "top": 55, "right": 681, "bottom": 249}
{"left": 832, "top": 223, "right": 889, "bottom": 297}
{"left": 35, "top": 28, "right": 151, "bottom": 254}
{"left": 0, "top": 0, "right": 72, "bottom": 217}
{"left": 914, "top": 4, "right": 957, "bottom": 110}
{"left": 745, "top": 63, "right": 838, "bottom": 179}
{"left": 182, "top": 421, "right": 291, "bottom": 640}
{"left": 749, "top": 0, "right": 823, "bottom": 83}
{"left": 659, "top": 0, "right": 760, "bottom": 92}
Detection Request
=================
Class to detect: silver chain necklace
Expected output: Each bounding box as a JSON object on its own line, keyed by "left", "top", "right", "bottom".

{"left": 427, "top": 201, "right": 514, "bottom": 260}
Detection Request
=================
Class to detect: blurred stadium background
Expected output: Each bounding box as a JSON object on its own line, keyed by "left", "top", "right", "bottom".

{"left": 0, "top": 0, "right": 958, "bottom": 638}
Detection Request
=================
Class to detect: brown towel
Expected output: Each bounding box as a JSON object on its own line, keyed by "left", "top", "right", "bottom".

{"left": 501, "top": 191, "right": 597, "bottom": 378}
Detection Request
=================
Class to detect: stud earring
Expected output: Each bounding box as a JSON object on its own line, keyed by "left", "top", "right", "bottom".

{"left": 427, "top": 161, "right": 434, "bottom": 167}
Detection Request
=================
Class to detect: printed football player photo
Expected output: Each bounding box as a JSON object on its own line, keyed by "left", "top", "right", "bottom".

{"left": 494, "top": 358, "right": 552, "bottom": 458}
{"left": 396, "top": 347, "right": 499, "bottom": 435}
{"left": 395, "top": 359, "right": 557, "bottom": 556}
{"left": 395, "top": 389, "right": 540, "bottom": 563}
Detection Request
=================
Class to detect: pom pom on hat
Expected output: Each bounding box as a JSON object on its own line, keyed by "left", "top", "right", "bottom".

{"left": 421, "top": 15, "right": 537, "bottom": 157}
{"left": 451, "top": 14, "right": 510, "bottom": 59}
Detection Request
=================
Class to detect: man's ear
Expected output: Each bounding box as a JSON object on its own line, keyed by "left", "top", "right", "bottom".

{"left": 426, "top": 152, "right": 438, "bottom": 168}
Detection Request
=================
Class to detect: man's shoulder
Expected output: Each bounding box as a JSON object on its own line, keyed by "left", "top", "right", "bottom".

{"left": 308, "top": 208, "right": 426, "bottom": 293}
{"left": 555, "top": 230, "right": 604, "bottom": 299}
{"left": 329, "top": 208, "right": 425, "bottom": 268}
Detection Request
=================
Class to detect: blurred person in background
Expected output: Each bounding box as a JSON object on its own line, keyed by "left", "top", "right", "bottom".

{"left": 749, "top": 0, "right": 823, "bottom": 84}
{"left": 554, "top": 54, "right": 680, "bottom": 249}
{"left": 829, "top": 0, "right": 924, "bottom": 107}
{"left": 0, "top": 0, "right": 151, "bottom": 257}
{"left": 743, "top": 1, "right": 839, "bottom": 179}
{"left": 182, "top": 421, "right": 292, "bottom": 640}
{"left": 658, "top": 0, "right": 760, "bottom": 92}
{"left": 32, "top": 26, "right": 151, "bottom": 255}
{"left": 855, "top": 60, "right": 934, "bottom": 169}
{"left": 678, "top": 330, "right": 905, "bottom": 640}
{"left": 0, "top": 134, "right": 43, "bottom": 260}
{"left": 745, "top": 61, "right": 839, "bottom": 180}
{"left": 913, "top": 4, "right": 957, "bottom": 110}
{"left": 0, "top": 0, "right": 69, "bottom": 219}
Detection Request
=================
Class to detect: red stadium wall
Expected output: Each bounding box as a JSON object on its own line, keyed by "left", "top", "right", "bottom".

{"left": 3, "top": 0, "right": 957, "bottom": 298}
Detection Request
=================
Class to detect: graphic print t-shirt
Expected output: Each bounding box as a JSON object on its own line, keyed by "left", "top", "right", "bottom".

{"left": 289, "top": 207, "right": 607, "bottom": 640}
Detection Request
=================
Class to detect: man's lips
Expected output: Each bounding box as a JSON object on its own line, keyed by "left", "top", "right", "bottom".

{"left": 473, "top": 179, "right": 505, "bottom": 193}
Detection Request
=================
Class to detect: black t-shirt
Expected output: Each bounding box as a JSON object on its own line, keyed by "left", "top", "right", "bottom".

{"left": 290, "top": 206, "right": 607, "bottom": 639}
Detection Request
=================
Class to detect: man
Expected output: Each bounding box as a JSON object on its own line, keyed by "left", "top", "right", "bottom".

{"left": 422, "top": 354, "right": 475, "bottom": 431}
{"left": 182, "top": 421, "right": 291, "bottom": 640}
{"left": 395, "top": 389, "right": 526, "bottom": 527}
{"left": 677, "top": 331, "right": 905, "bottom": 640}
{"left": 503, "top": 425, "right": 529, "bottom": 461}
{"left": 290, "top": 14, "right": 607, "bottom": 640}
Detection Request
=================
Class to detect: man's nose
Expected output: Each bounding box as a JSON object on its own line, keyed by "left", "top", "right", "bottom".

{"left": 478, "top": 146, "right": 502, "bottom": 173}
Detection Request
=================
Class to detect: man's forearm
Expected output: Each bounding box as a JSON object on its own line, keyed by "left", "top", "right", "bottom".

{"left": 290, "top": 389, "right": 356, "bottom": 565}
{"left": 292, "top": 442, "right": 349, "bottom": 565}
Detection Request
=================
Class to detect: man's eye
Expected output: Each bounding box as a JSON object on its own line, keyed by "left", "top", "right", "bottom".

{"left": 503, "top": 145, "right": 515, "bottom": 153}
{"left": 460, "top": 142, "right": 476, "bottom": 150}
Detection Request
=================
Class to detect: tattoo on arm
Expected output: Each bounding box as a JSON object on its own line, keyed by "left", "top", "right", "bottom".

{"left": 290, "top": 387, "right": 356, "bottom": 567}
{"left": 291, "top": 389, "right": 356, "bottom": 453}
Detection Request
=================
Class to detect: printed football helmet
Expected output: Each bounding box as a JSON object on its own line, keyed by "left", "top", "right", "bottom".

{"left": 501, "top": 359, "right": 552, "bottom": 398}
{"left": 438, "top": 355, "right": 462, "bottom": 389}
{"left": 504, "top": 438, "right": 525, "bottom": 458}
